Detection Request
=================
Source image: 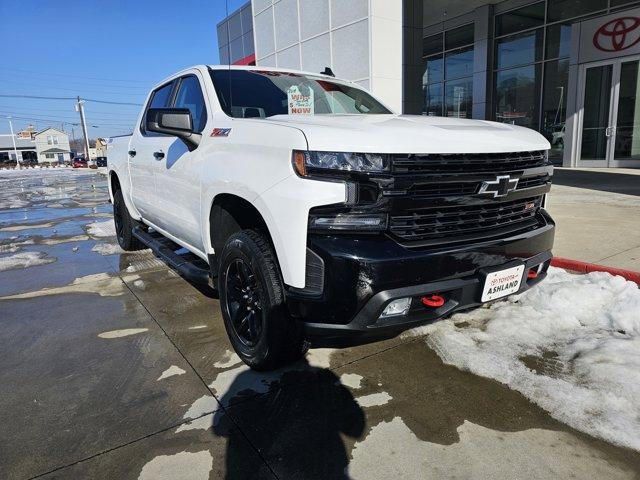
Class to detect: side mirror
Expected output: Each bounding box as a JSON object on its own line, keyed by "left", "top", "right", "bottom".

{"left": 146, "top": 108, "right": 201, "bottom": 151}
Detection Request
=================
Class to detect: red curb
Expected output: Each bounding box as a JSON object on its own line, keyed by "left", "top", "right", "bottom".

{"left": 551, "top": 257, "right": 640, "bottom": 284}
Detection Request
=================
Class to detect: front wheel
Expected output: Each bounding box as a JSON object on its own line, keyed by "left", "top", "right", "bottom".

{"left": 218, "top": 229, "right": 307, "bottom": 371}
{"left": 112, "top": 189, "right": 144, "bottom": 251}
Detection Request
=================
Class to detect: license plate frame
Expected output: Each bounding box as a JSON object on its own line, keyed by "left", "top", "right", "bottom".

{"left": 480, "top": 264, "right": 525, "bottom": 302}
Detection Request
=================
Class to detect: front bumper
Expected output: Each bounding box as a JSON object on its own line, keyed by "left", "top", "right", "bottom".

{"left": 285, "top": 210, "right": 555, "bottom": 340}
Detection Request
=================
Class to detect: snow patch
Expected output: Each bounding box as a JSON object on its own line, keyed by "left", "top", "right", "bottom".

{"left": 408, "top": 267, "right": 640, "bottom": 451}
{"left": 157, "top": 365, "right": 186, "bottom": 381}
{"left": 138, "top": 450, "right": 213, "bottom": 480}
{"left": 339, "top": 373, "right": 363, "bottom": 390}
{"left": 188, "top": 325, "right": 208, "bottom": 331}
{"left": 0, "top": 221, "right": 54, "bottom": 232}
{"left": 91, "top": 242, "right": 124, "bottom": 255}
{"left": 0, "top": 272, "right": 135, "bottom": 299}
{"left": 213, "top": 350, "right": 242, "bottom": 368}
{"left": 86, "top": 220, "right": 116, "bottom": 238}
{"left": 98, "top": 328, "right": 149, "bottom": 339}
{"left": 355, "top": 392, "right": 392, "bottom": 408}
{"left": 0, "top": 251, "right": 56, "bottom": 272}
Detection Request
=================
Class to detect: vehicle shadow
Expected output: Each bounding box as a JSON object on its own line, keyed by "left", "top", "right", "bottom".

{"left": 212, "top": 357, "right": 366, "bottom": 479}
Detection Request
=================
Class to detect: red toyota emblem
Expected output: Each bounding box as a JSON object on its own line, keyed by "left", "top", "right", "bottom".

{"left": 593, "top": 17, "right": 640, "bottom": 52}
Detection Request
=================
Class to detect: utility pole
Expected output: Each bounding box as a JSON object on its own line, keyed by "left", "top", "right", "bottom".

{"left": 6, "top": 117, "right": 20, "bottom": 170}
{"left": 76, "top": 96, "right": 91, "bottom": 161}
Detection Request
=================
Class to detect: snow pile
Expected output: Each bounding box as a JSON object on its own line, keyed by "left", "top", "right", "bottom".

{"left": 0, "top": 251, "right": 56, "bottom": 271}
{"left": 409, "top": 267, "right": 640, "bottom": 451}
{"left": 85, "top": 220, "right": 116, "bottom": 238}
{"left": 91, "top": 242, "right": 124, "bottom": 255}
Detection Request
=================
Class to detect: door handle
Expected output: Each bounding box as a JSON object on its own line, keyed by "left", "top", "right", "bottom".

{"left": 128, "top": 149, "right": 136, "bottom": 157}
{"left": 605, "top": 126, "right": 616, "bottom": 137}
{"left": 153, "top": 151, "right": 165, "bottom": 160}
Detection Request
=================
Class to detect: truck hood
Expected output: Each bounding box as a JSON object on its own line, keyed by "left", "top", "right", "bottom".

{"left": 264, "top": 114, "right": 550, "bottom": 153}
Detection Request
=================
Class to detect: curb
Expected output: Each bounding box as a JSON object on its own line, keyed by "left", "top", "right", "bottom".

{"left": 551, "top": 257, "right": 640, "bottom": 284}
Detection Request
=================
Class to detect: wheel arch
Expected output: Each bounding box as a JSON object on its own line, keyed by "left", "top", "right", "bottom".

{"left": 207, "top": 193, "right": 278, "bottom": 273}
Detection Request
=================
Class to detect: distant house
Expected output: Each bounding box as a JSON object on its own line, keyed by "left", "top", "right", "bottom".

{"left": 34, "top": 128, "right": 71, "bottom": 164}
{"left": 0, "top": 135, "right": 37, "bottom": 162}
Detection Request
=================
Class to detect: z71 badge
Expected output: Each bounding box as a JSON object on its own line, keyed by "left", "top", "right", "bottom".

{"left": 211, "top": 128, "right": 231, "bottom": 137}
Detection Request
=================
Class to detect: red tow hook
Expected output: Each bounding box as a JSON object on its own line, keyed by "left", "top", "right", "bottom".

{"left": 422, "top": 294, "right": 445, "bottom": 308}
{"left": 528, "top": 268, "right": 539, "bottom": 279}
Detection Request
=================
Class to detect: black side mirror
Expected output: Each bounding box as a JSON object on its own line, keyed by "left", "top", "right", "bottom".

{"left": 146, "top": 108, "right": 201, "bottom": 151}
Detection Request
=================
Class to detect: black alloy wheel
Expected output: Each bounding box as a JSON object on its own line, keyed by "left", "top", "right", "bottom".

{"left": 224, "top": 257, "right": 264, "bottom": 347}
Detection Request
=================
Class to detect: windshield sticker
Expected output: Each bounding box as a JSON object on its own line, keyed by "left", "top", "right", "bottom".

{"left": 287, "top": 85, "right": 314, "bottom": 115}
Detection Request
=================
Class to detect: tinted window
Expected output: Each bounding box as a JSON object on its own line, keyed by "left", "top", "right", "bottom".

{"left": 423, "top": 55, "right": 443, "bottom": 84}
{"left": 547, "top": 0, "right": 606, "bottom": 22}
{"left": 494, "top": 63, "right": 542, "bottom": 129}
{"left": 495, "top": 29, "right": 543, "bottom": 69}
{"left": 141, "top": 81, "right": 174, "bottom": 134}
{"left": 210, "top": 70, "right": 391, "bottom": 118}
{"left": 445, "top": 24, "right": 474, "bottom": 50}
{"left": 445, "top": 46, "right": 474, "bottom": 80}
{"left": 423, "top": 33, "right": 443, "bottom": 57}
{"left": 150, "top": 82, "right": 174, "bottom": 109}
{"left": 545, "top": 23, "right": 572, "bottom": 59}
{"left": 495, "top": 2, "right": 545, "bottom": 37}
{"left": 174, "top": 76, "right": 207, "bottom": 133}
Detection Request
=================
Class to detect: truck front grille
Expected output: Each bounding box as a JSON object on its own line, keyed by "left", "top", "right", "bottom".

{"left": 406, "top": 174, "right": 550, "bottom": 198}
{"left": 389, "top": 196, "right": 543, "bottom": 244}
{"left": 392, "top": 151, "right": 547, "bottom": 174}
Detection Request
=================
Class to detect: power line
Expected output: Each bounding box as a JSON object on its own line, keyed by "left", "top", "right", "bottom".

{"left": 0, "top": 94, "right": 143, "bottom": 106}
{"left": 0, "top": 105, "right": 139, "bottom": 117}
{"left": 0, "top": 111, "right": 135, "bottom": 123}
{"left": 0, "top": 70, "right": 153, "bottom": 90}
{"left": 0, "top": 67, "right": 155, "bottom": 84}
{"left": 2, "top": 114, "right": 133, "bottom": 127}
{"left": 0, "top": 78, "right": 147, "bottom": 96}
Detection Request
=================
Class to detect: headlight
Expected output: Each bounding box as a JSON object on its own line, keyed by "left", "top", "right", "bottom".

{"left": 293, "top": 150, "right": 390, "bottom": 176}
{"left": 309, "top": 213, "right": 387, "bottom": 231}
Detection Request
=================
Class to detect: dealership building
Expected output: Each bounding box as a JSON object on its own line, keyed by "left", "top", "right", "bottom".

{"left": 217, "top": 0, "right": 640, "bottom": 168}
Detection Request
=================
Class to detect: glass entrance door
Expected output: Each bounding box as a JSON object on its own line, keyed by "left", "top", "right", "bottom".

{"left": 579, "top": 64, "right": 613, "bottom": 166}
{"left": 578, "top": 57, "right": 640, "bottom": 167}
{"left": 614, "top": 60, "right": 640, "bottom": 165}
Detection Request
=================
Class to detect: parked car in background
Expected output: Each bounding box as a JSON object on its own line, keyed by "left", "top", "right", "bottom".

{"left": 96, "top": 157, "right": 108, "bottom": 167}
{"left": 72, "top": 158, "right": 87, "bottom": 168}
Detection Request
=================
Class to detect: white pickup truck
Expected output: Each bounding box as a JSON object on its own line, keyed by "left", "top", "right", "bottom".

{"left": 108, "top": 65, "right": 555, "bottom": 370}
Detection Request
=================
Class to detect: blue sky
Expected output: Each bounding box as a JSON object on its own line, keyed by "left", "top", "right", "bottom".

{"left": 0, "top": 0, "right": 247, "bottom": 138}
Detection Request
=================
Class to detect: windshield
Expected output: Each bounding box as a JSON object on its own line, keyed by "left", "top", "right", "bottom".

{"left": 210, "top": 69, "right": 391, "bottom": 118}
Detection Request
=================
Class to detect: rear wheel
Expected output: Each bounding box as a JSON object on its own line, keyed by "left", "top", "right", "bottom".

{"left": 218, "top": 229, "right": 307, "bottom": 371}
{"left": 112, "top": 189, "right": 144, "bottom": 251}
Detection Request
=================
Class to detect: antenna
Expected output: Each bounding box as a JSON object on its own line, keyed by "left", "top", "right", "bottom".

{"left": 321, "top": 67, "right": 335, "bottom": 77}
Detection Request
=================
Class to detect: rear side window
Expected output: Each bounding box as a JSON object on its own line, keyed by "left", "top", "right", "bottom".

{"left": 141, "top": 81, "right": 175, "bottom": 135}
{"left": 174, "top": 76, "right": 207, "bottom": 133}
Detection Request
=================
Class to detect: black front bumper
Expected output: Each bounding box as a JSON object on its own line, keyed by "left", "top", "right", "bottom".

{"left": 285, "top": 210, "right": 555, "bottom": 340}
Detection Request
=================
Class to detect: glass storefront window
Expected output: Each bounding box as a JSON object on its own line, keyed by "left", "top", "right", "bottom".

{"left": 445, "top": 24, "right": 474, "bottom": 50}
{"left": 547, "top": 0, "right": 607, "bottom": 22}
{"left": 545, "top": 23, "right": 572, "bottom": 59}
{"left": 495, "top": 2, "right": 545, "bottom": 37}
{"left": 445, "top": 46, "right": 474, "bottom": 80}
{"left": 424, "top": 83, "right": 444, "bottom": 116}
{"left": 496, "top": 29, "right": 543, "bottom": 69}
{"left": 541, "top": 59, "right": 569, "bottom": 162}
{"left": 423, "top": 55, "right": 443, "bottom": 84}
{"left": 494, "top": 64, "right": 542, "bottom": 129}
{"left": 445, "top": 77, "right": 473, "bottom": 118}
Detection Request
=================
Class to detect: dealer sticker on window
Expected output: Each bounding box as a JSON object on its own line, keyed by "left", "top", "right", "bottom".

{"left": 287, "top": 85, "right": 314, "bottom": 115}
{"left": 481, "top": 264, "right": 525, "bottom": 302}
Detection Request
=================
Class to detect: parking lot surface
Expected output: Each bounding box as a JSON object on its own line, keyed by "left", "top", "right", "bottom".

{"left": 1, "top": 168, "right": 640, "bottom": 479}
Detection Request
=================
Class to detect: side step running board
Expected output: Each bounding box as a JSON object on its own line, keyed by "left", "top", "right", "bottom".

{"left": 132, "top": 226, "right": 212, "bottom": 287}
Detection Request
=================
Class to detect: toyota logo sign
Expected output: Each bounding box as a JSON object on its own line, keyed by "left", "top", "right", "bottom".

{"left": 593, "top": 17, "right": 640, "bottom": 52}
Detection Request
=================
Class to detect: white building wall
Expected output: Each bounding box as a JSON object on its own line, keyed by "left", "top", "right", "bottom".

{"left": 252, "top": 0, "right": 402, "bottom": 111}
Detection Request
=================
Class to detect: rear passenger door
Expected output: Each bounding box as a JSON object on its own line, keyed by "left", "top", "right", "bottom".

{"left": 128, "top": 80, "right": 177, "bottom": 221}
{"left": 153, "top": 74, "right": 209, "bottom": 252}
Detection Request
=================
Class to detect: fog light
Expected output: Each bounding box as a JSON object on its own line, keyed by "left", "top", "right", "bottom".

{"left": 380, "top": 298, "right": 412, "bottom": 318}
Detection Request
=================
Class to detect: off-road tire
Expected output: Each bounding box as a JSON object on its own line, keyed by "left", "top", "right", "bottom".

{"left": 218, "top": 229, "right": 307, "bottom": 371}
{"left": 113, "top": 189, "right": 145, "bottom": 251}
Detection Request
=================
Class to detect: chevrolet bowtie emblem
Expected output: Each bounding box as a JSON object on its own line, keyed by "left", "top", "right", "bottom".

{"left": 479, "top": 175, "right": 519, "bottom": 198}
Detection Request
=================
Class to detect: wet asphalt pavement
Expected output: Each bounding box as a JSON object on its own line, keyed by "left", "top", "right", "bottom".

{"left": 1, "top": 168, "right": 640, "bottom": 479}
